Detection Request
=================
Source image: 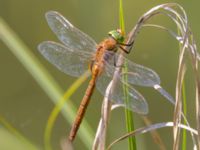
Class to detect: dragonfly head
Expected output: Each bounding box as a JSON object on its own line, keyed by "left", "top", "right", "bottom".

{"left": 108, "top": 29, "right": 125, "bottom": 43}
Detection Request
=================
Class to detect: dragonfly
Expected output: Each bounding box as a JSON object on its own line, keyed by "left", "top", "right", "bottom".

{"left": 38, "top": 11, "right": 160, "bottom": 142}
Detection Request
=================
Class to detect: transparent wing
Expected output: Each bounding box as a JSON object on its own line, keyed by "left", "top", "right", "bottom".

{"left": 119, "top": 56, "right": 160, "bottom": 87}
{"left": 38, "top": 41, "right": 92, "bottom": 77}
{"left": 45, "top": 11, "right": 97, "bottom": 52}
{"left": 104, "top": 54, "right": 161, "bottom": 87}
{"left": 94, "top": 53, "right": 161, "bottom": 114}
{"left": 96, "top": 71, "right": 148, "bottom": 114}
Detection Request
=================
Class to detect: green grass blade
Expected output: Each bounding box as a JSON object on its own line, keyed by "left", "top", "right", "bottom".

{"left": 119, "top": 0, "right": 125, "bottom": 33}
{"left": 182, "top": 81, "right": 187, "bottom": 150}
{"left": 119, "top": 0, "right": 137, "bottom": 149}
{"left": 0, "top": 116, "right": 40, "bottom": 150}
{"left": 122, "top": 61, "right": 137, "bottom": 150}
{"left": 0, "top": 17, "right": 94, "bottom": 149}
{"left": 177, "top": 24, "right": 187, "bottom": 150}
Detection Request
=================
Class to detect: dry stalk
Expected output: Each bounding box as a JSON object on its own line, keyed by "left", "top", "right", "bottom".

{"left": 94, "top": 3, "right": 199, "bottom": 150}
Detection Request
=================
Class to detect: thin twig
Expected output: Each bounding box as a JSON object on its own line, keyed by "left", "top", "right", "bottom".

{"left": 94, "top": 3, "right": 199, "bottom": 150}
{"left": 107, "top": 121, "right": 198, "bottom": 150}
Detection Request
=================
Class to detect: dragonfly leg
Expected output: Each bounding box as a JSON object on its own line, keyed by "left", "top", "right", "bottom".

{"left": 119, "top": 40, "right": 134, "bottom": 54}
{"left": 119, "top": 45, "right": 131, "bottom": 54}
{"left": 119, "top": 40, "right": 134, "bottom": 47}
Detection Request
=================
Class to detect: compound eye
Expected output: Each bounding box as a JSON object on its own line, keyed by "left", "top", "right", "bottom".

{"left": 108, "top": 30, "right": 125, "bottom": 43}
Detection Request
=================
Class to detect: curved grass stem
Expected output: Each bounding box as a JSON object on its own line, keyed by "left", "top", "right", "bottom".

{"left": 0, "top": 17, "right": 94, "bottom": 150}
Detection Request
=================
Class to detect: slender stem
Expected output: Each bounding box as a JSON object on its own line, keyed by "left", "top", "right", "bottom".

{"left": 44, "top": 71, "right": 90, "bottom": 150}
{"left": 0, "top": 116, "right": 40, "bottom": 150}
{"left": 0, "top": 17, "right": 94, "bottom": 149}
{"left": 123, "top": 61, "right": 137, "bottom": 150}
{"left": 119, "top": 0, "right": 136, "bottom": 149}
{"left": 176, "top": 19, "right": 187, "bottom": 150}
{"left": 182, "top": 81, "right": 187, "bottom": 150}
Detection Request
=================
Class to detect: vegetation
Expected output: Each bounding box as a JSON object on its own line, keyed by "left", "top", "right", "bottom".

{"left": 0, "top": 1, "right": 199, "bottom": 150}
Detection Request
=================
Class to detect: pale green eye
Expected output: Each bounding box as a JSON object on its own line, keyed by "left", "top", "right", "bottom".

{"left": 108, "top": 30, "right": 125, "bottom": 43}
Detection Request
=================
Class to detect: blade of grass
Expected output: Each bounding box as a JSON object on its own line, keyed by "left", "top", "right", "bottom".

{"left": 44, "top": 70, "right": 90, "bottom": 150}
{"left": 0, "top": 17, "right": 94, "bottom": 149}
{"left": 182, "top": 81, "right": 187, "bottom": 150}
{"left": 119, "top": 0, "right": 136, "bottom": 150}
{"left": 176, "top": 19, "right": 187, "bottom": 150}
{"left": 0, "top": 115, "right": 40, "bottom": 150}
{"left": 119, "top": 0, "right": 125, "bottom": 33}
{"left": 122, "top": 61, "right": 137, "bottom": 150}
{"left": 0, "top": 128, "right": 36, "bottom": 150}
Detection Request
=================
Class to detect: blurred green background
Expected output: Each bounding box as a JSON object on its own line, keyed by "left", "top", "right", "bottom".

{"left": 0, "top": 0, "right": 199, "bottom": 150}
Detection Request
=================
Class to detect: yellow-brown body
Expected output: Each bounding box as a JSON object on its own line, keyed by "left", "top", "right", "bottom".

{"left": 68, "top": 37, "right": 117, "bottom": 142}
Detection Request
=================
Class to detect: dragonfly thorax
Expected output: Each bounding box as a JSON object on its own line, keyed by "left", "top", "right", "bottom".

{"left": 90, "top": 38, "right": 117, "bottom": 76}
{"left": 101, "top": 38, "right": 118, "bottom": 51}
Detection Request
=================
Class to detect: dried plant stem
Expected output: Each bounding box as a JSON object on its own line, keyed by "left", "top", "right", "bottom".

{"left": 93, "top": 52, "right": 128, "bottom": 149}
{"left": 0, "top": 17, "right": 94, "bottom": 149}
{"left": 142, "top": 117, "right": 166, "bottom": 150}
{"left": 92, "top": 82, "right": 112, "bottom": 150}
{"left": 127, "top": 3, "right": 198, "bottom": 149}
{"left": 95, "top": 3, "right": 199, "bottom": 150}
{"left": 107, "top": 122, "right": 198, "bottom": 150}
